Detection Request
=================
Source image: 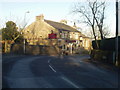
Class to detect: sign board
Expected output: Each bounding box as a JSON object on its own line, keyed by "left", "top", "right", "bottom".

{"left": 48, "top": 33, "right": 57, "bottom": 39}
{"left": 66, "top": 40, "right": 76, "bottom": 43}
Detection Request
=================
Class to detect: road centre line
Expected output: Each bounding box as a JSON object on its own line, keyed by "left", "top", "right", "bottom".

{"left": 49, "top": 65, "right": 56, "bottom": 73}
{"left": 47, "top": 58, "right": 82, "bottom": 88}
{"left": 61, "top": 76, "right": 80, "bottom": 88}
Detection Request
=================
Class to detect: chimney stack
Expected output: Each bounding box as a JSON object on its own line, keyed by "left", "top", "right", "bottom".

{"left": 36, "top": 14, "right": 44, "bottom": 21}
{"left": 60, "top": 19, "right": 67, "bottom": 24}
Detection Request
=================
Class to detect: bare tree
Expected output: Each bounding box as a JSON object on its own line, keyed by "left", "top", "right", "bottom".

{"left": 92, "top": 25, "right": 111, "bottom": 39}
{"left": 88, "top": 0, "right": 106, "bottom": 40}
{"left": 72, "top": 1, "right": 99, "bottom": 48}
{"left": 72, "top": 0, "right": 108, "bottom": 48}
{"left": 102, "top": 26, "right": 111, "bottom": 38}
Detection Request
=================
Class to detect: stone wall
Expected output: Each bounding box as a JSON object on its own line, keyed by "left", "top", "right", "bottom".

{"left": 11, "top": 44, "right": 59, "bottom": 56}
{"left": 90, "top": 50, "right": 120, "bottom": 66}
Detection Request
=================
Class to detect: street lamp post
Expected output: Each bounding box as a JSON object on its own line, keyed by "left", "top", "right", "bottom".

{"left": 23, "top": 11, "right": 30, "bottom": 54}
{"left": 24, "top": 11, "right": 30, "bottom": 27}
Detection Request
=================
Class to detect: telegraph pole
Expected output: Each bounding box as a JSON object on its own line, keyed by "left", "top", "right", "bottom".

{"left": 115, "top": 0, "right": 119, "bottom": 66}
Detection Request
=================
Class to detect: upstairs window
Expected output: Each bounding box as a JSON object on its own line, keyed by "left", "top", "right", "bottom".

{"left": 75, "top": 33, "right": 79, "bottom": 39}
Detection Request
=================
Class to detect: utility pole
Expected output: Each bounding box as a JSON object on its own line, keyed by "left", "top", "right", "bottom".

{"left": 115, "top": 0, "right": 119, "bottom": 66}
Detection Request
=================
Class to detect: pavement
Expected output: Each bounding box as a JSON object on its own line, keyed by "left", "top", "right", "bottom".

{"left": 2, "top": 54, "right": 119, "bottom": 88}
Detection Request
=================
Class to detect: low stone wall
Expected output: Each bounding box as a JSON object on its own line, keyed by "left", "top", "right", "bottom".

{"left": 11, "top": 44, "right": 59, "bottom": 56}
{"left": 90, "top": 49, "right": 120, "bottom": 66}
{"left": 11, "top": 44, "right": 23, "bottom": 54}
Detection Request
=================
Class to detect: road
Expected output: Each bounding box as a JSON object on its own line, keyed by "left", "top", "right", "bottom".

{"left": 2, "top": 54, "right": 118, "bottom": 88}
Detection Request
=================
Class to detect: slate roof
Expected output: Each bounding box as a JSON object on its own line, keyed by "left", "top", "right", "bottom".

{"left": 24, "top": 17, "right": 89, "bottom": 38}
{"left": 44, "top": 20, "right": 90, "bottom": 38}
{"left": 44, "top": 20, "right": 80, "bottom": 32}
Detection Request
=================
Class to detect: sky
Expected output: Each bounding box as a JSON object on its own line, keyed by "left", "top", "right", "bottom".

{"left": 0, "top": 1, "right": 75, "bottom": 27}
{"left": 0, "top": 0, "right": 118, "bottom": 37}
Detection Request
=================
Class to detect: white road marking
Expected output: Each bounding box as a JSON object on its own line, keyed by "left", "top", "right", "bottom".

{"left": 61, "top": 76, "right": 81, "bottom": 88}
{"left": 49, "top": 65, "right": 56, "bottom": 73}
{"left": 48, "top": 59, "right": 51, "bottom": 63}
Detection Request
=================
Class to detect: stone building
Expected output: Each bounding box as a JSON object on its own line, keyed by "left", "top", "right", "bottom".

{"left": 23, "top": 14, "right": 91, "bottom": 55}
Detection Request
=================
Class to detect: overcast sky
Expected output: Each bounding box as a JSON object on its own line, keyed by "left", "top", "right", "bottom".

{"left": 0, "top": 0, "right": 118, "bottom": 37}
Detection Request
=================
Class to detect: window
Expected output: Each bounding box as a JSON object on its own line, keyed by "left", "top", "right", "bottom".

{"left": 69, "top": 33, "right": 72, "bottom": 39}
{"left": 61, "top": 32, "right": 65, "bottom": 38}
{"left": 64, "top": 32, "right": 68, "bottom": 38}
{"left": 75, "top": 33, "right": 78, "bottom": 39}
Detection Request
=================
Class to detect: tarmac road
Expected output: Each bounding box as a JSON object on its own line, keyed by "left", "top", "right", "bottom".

{"left": 51, "top": 55, "right": 118, "bottom": 88}
{"left": 2, "top": 54, "right": 118, "bottom": 88}
{"left": 3, "top": 55, "right": 81, "bottom": 88}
